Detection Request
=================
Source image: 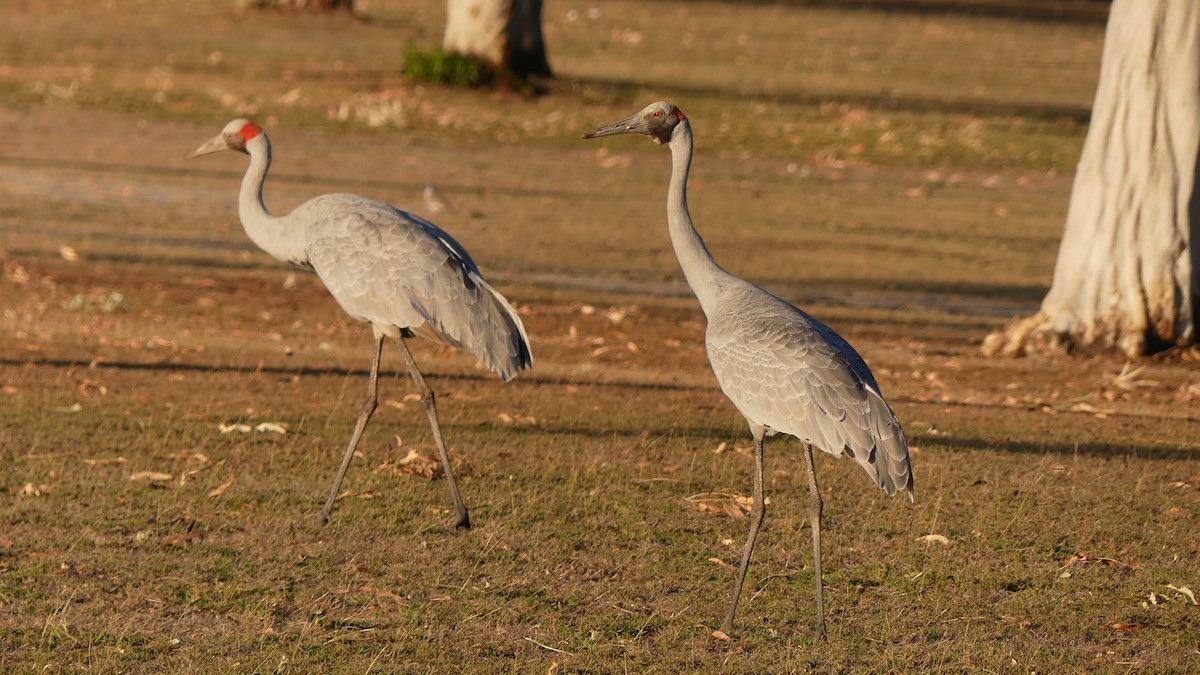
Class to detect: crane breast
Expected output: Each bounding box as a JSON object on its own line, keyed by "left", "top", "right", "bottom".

{"left": 706, "top": 300, "right": 912, "bottom": 496}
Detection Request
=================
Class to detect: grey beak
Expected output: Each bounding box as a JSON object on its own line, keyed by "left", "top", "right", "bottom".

{"left": 582, "top": 113, "right": 646, "bottom": 139}
{"left": 187, "top": 133, "right": 229, "bottom": 159}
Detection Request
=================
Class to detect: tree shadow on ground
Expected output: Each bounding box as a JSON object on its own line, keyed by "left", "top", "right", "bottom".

{"left": 911, "top": 432, "right": 1198, "bottom": 461}
{"left": 564, "top": 75, "right": 1093, "bottom": 125}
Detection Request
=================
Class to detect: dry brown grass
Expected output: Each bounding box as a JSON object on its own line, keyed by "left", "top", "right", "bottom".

{"left": 2, "top": 1, "right": 1198, "bottom": 672}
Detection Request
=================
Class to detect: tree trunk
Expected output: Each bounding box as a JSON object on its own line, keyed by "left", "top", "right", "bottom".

{"left": 983, "top": 0, "right": 1199, "bottom": 359}
{"left": 443, "top": 0, "right": 551, "bottom": 81}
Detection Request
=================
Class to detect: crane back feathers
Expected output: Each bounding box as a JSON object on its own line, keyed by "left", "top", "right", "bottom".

{"left": 706, "top": 286, "right": 914, "bottom": 498}
{"left": 300, "top": 194, "right": 532, "bottom": 382}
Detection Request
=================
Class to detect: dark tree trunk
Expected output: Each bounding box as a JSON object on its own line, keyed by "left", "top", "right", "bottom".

{"left": 507, "top": 0, "right": 551, "bottom": 79}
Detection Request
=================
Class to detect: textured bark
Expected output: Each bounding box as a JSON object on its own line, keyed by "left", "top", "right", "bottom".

{"left": 443, "top": 0, "right": 551, "bottom": 80}
{"left": 983, "top": 0, "right": 1199, "bottom": 359}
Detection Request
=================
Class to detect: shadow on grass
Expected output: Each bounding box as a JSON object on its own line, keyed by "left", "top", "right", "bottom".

{"left": 916, "top": 433, "right": 1199, "bottom": 462}
{"left": 1, "top": 237, "right": 1050, "bottom": 318}
{"left": 487, "top": 422, "right": 1199, "bottom": 463}
{"left": 565, "top": 75, "right": 1093, "bottom": 125}
{"left": 639, "top": 0, "right": 1110, "bottom": 24}
{"left": 9, "top": 357, "right": 1195, "bottom": 461}
{"left": 2, "top": 356, "right": 705, "bottom": 392}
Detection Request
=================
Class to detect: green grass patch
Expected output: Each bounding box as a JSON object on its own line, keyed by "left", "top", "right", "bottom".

{"left": 402, "top": 48, "right": 487, "bottom": 88}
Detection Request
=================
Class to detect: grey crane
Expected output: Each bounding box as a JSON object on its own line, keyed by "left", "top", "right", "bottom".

{"left": 189, "top": 119, "right": 532, "bottom": 528}
{"left": 584, "top": 102, "right": 913, "bottom": 639}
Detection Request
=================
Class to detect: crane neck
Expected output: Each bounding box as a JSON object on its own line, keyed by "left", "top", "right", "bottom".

{"left": 238, "top": 133, "right": 309, "bottom": 267}
{"left": 667, "top": 119, "right": 731, "bottom": 317}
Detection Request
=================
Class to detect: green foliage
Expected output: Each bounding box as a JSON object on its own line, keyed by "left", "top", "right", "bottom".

{"left": 402, "top": 48, "right": 487, "bottom": 88}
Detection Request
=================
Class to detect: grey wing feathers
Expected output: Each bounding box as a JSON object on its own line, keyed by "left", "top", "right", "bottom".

{"left": 707, "top": 296, "right": 913, "bottom": 498}
{"left": 301, "top": 194, "right": 532, "bottom": 381}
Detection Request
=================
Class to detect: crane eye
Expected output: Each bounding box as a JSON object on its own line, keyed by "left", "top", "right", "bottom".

{"left": 653, "top": 110, "right": 663, "bottom": 118}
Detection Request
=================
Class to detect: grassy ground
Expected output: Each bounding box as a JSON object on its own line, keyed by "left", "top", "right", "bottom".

{"left": 2, "top": 0, "right": 1198, "bottom": 672}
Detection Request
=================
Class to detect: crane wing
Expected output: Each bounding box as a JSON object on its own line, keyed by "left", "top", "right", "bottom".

{"left": 706, "top": 295, "right": 912, "bottom": 497}
{"left": 301, "top": 194, "right": 531, "bottom": 381}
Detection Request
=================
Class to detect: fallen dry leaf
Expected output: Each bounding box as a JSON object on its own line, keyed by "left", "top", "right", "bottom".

{"left": 686, "top": 493, "right": 767, "bottom": 519}
{"left": 375, "top": 448, "right": 442, "bottom": 480}
{"left": 218, "top": 422, "right": 287, "bottom": 434}
{"left": 919, "top": 534, "right": 952, "bottom": 546}
{"left": 162, "top": 451, "right": 210, "bottom": 463}
{"left": 360, "top": 584, "right": 405, "bottom": 603}
{"left": 711, "top": 629, "right": 732, "bottom": 641}
{"left": 82, "top": 456, "right": 126, "bottom": 466}
{"left": 1167, "top": 584, "right": 1198, "bottom": 605}
{"left": 496, "top": 412, "right": 537, "bottom": 425}
{"left": 161, "top": 531, "right": 203, "bottom": 547}
{"left": 76, "top": 378, "right": 107, "bottom": 397}
{"left": 129, "top": 471, "right": 173, "bottom": 482}
{"left": 5, "top": 262, "right": 30, "bottom": 284}
{"left": 208, "top": 476, "right": 235, "bottom": 498}
{"left": 1062, "top": 552, "right": 1141, "bottom": 570}
{"left": 19, "top": 483, "right": 50, "bottom": 497}
{"left": 1110, "top": 622, "right": 1149, "bottom": 633}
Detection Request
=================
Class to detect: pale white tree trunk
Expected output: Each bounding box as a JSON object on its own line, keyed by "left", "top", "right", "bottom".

{"left": 443, "top": 0, "right": 550, "bottom": 80}
{"left": 984, "top": 0, "right": 1199, "bottom": 358}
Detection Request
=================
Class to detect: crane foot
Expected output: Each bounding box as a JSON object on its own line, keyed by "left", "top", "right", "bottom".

{"left": 453, "top": 511, "right": 471, "bottom": 530}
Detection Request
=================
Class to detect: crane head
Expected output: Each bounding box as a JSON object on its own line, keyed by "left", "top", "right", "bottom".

{"left": 583, "top": 101, "right": 685, "bottom": 145}
{"left": 187, "top": 119, "right": 263, "bottom": 158}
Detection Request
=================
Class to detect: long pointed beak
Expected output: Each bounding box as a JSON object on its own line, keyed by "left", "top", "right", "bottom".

{"left": 582, "top": 113, "right": 646, "bottom": 139}
{"left": 187, "top": 134, "right": 228, "bottom": 159}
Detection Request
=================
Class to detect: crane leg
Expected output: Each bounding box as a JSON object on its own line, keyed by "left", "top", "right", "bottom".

{"left": 803, "top": 442, "right": 827, "bottom": 640}
{"left": 319, "top": 335, "right": 385, "bottom": 525}
{"left": 720, "top": 429, "right": 767, "bottom": 636}
{"left": 395, "top": 337, "right": 471, "bottom": 530}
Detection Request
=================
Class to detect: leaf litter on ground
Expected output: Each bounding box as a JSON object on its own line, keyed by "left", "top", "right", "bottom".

{"left": 686, "top": 492, "right": 770, "bottom": 518}
{"left": 218, "top": 421, "right": 287, "bottom": 434}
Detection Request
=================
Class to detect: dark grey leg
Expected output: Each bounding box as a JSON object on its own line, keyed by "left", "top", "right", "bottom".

{"left": 394, "top": 337, "right": 470, "bottom": 529}
{"left": 720, "top": 428, "right": 767, "bottom": 635}
{"left": 803, "top": 442, "right": 827, "bottom": 640}
{"left": 319, "top": 335, "right": 385, "bottom": 525}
